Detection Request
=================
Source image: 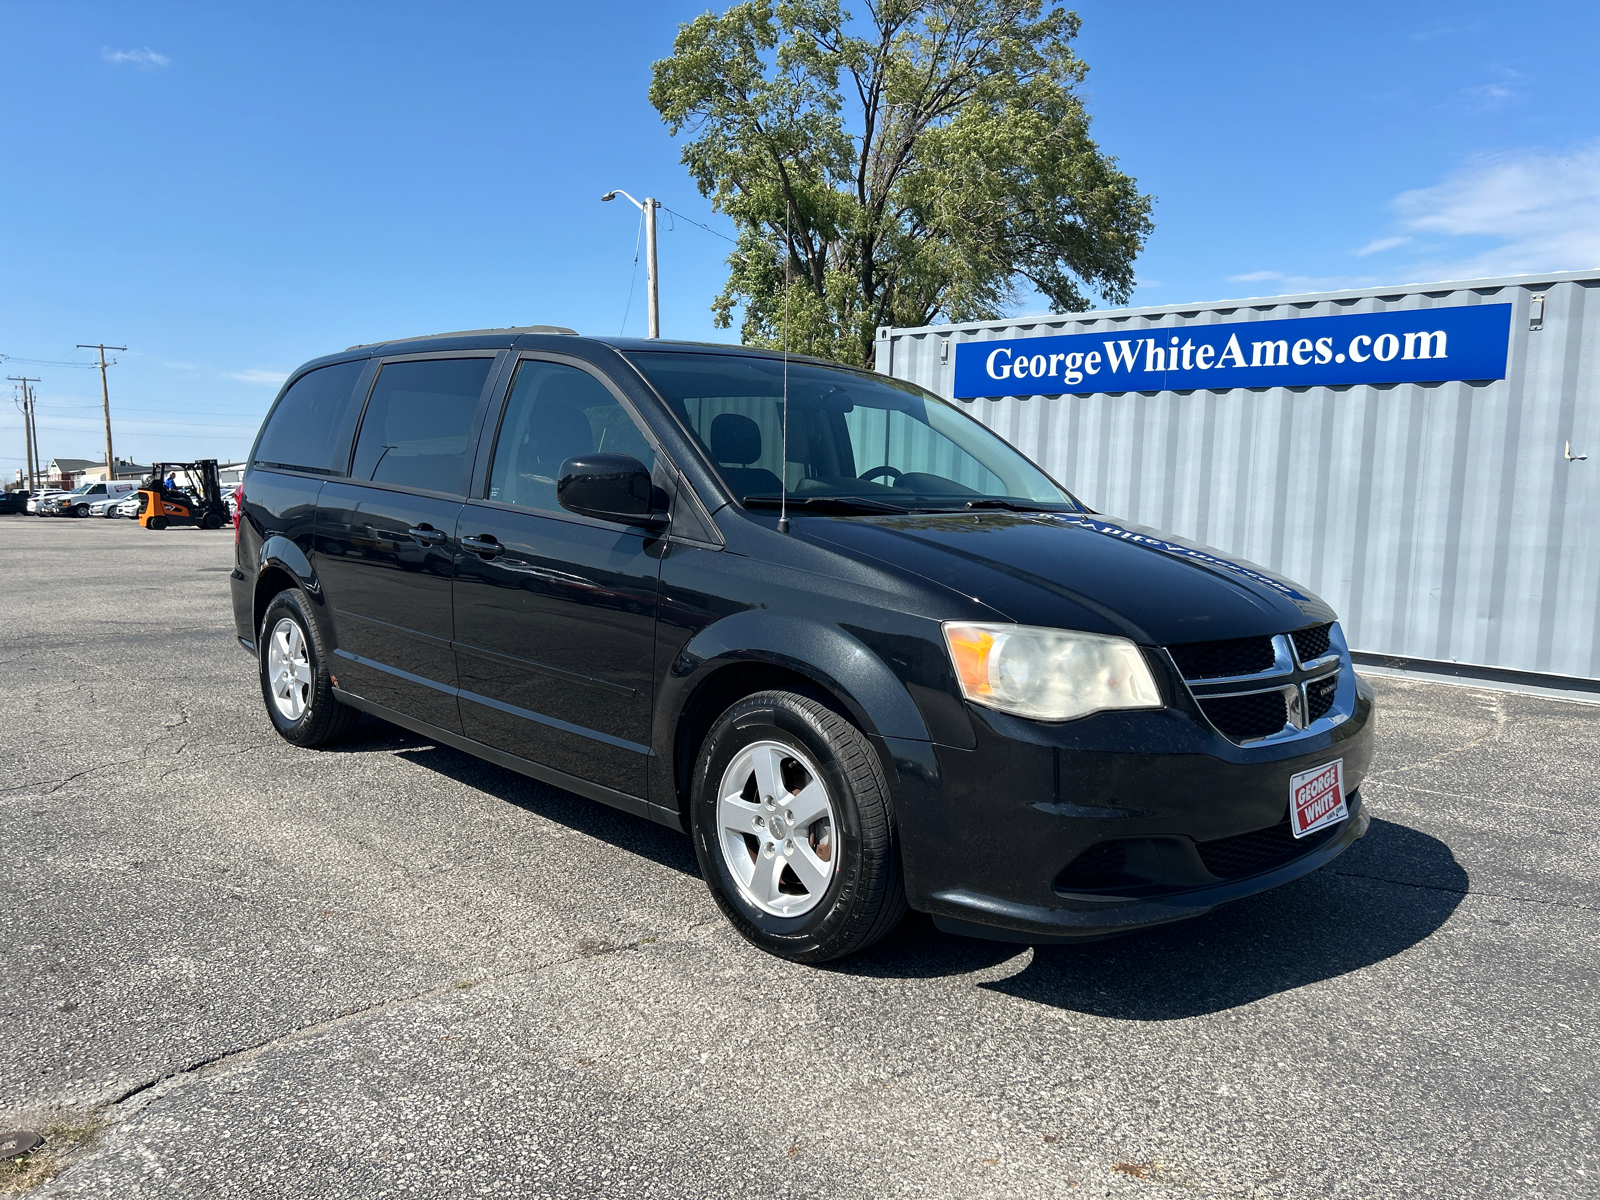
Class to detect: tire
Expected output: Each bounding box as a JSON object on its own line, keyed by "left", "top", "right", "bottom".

{"left": 258, "top": 589, "right": 361, "bottom": 747}
{"left": 73, "top": 504, "right": 90, "bottom": 517}
{"left": 148, "top": 516, "right": 169, "bottom": 530}
{"left": 201, "top": 512, "right": 223, "bottom": 530}
{"left": 690, "top": 689, "right": 907, "bottom": 962}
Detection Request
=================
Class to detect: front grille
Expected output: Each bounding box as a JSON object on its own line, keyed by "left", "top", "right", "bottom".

{"left": 1306, "top": 674, "right": 1338, "bottom": 722}
{"left": 1168, "top": 635, "right": 1275, "bottom": 680}
{"left": 1054, "top": 841, "right": 1127, "bottom": 890}
{"left": 1196, "top": 818, "right": 1337, "bottom": 879}
{"left": 1292, "top": 623, "right": 1333, "bottom": 663}
{"left": 1199, "top": 690, "right": 1287, "bottom": 741}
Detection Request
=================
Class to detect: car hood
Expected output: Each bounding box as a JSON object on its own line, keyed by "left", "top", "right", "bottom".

{"left": 804, "top": 510, "right": 1335, "bottom": 645}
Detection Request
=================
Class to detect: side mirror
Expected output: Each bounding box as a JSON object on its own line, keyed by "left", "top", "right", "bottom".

{"left": 557, "top": 454, "right": 666, "bottom": 526}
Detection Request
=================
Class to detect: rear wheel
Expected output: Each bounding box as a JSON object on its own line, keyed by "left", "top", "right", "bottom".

{"left": 258, "top": 589, "right": 360, "bottom": 747}
{"left": 148, "top": 516, "right": 168, "bottom": 530}
{"left": 690, "top": 689, "right": 907, "bottom": 962}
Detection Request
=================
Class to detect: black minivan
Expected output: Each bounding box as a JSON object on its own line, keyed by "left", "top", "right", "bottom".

{"left": 233, "top": 326, "right": 1374, "bottom": 961}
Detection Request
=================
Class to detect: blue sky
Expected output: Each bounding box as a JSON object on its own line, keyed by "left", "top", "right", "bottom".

{"left": 3, "top": 1, "right": 1597, "bottom": 472}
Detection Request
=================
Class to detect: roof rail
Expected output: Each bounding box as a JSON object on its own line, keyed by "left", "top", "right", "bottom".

{"left": 347, "top": 325, "right": 578, "bottom": 351}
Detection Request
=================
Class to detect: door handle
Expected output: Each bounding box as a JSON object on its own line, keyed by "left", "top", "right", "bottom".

{"left": 460, "top": 534, "right": 504, "bottom": 558}
{"left": 407, "top": 525, "right": 447, "bottom": 545}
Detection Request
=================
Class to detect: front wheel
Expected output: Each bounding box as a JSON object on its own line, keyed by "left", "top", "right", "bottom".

{"left": 690, "top": 689, "right": 906, "bottom": 962}
{"left": 201, "top": 512, "right": 223, "bottom": 530}
{"left": 258, "top": 589, "right": 360, "bottom": 747}
{"left": 73, "top": 504, "right": 90, "bottom": 517}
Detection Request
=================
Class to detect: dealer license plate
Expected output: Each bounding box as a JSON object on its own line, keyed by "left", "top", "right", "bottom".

{"left": 1289, "top": 759, "right": 1347, "bottom": 838}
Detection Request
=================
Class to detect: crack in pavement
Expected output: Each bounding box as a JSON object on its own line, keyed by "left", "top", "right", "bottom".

{"left": 1330, "top": 868, "right": 1597, "bottom": 913}
{"left": 0, "top": 758, "right": 140, "bottom": 795}
{"left": 1362, "top": 778, "right": 1576, "bottom": 817}
{"left": 1369, "top": 691, "right": 1509, "bottom": 778}
{"left": 51, "top": 917, "right": 723, "bottom": 1178}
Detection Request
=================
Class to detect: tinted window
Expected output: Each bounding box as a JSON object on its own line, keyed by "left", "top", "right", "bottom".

{"left": 350, "top": 357, "right": 495, "bottom": 496}
{"left": 626, "top": 352, "right": 1072, "bottom": 508}
{"left": 486, "top": 360, "right": 655, "bottom": 512}
{"left": 254, "top": 359, "right": 365, "bottom": 473}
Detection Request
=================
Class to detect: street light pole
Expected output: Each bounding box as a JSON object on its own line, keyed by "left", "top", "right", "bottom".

{"left": 600, "top": 190, "right": 660, "bottom": 338}
{"left": 77, "top": 343, "right": 126, "bottom": 480}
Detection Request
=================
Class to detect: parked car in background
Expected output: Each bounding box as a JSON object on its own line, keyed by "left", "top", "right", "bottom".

{"left": 115, "top": 493, "right": 143, "bottom": 519}
{"left": 41, "top": 480, "right": 139, "bottom": 517}
{"left": 27, "top": 490, "right": 69, "bottom": 514}
{"left": 0, "top": 490, "right": 31, "bottom": 515}
{"left": 90, "top": 496, "right": 122, "bottom": 517}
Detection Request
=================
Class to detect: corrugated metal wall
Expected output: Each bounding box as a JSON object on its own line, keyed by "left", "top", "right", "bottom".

{"left": 875, "top": 271, "right": 1600, "bottom": 683}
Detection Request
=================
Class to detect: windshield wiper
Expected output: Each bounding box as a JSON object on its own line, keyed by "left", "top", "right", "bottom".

{"left": 742, "top": 495, "right": 910, "bottom": 516}
{"left": 963, "top": 498, "right": 1072, "bottom": 513}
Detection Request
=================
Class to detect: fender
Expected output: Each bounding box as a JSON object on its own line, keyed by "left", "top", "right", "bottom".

{"left": 664, "top": 610, "right": 933, "bottom": 748}
{"left": 651, "top": 610, "right": 941, "bottom": 885}
{"left": 251, "top": 534, "right": 336, "bottom": 649}
{"left": 258, "top": 533, "right": 317, "bottom": 595}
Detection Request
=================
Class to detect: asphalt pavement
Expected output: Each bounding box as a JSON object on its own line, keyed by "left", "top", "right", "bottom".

{"left": 1, "top": 516, "right": 1595, "bottom": 1199}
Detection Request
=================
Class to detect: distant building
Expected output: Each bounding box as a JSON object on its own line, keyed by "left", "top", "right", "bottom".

{"left": 59, "top": 458, "right": 151, "bottom": 485}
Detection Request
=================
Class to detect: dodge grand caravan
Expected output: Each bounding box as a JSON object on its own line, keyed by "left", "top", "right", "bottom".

{"left": 232, "top": 327, "right": 1374, "bottom": 962}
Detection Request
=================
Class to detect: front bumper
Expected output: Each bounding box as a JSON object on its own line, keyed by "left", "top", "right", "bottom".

{"left": 929, "top": 794, "right": 1368, "bottom": 944}
{"left": 892, "top": 671, "right": 1377, "bottom": 943}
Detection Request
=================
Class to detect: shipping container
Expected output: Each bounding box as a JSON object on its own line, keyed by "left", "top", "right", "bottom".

{"left": 874, "top": 270, "right": 1599, "bottom": 688}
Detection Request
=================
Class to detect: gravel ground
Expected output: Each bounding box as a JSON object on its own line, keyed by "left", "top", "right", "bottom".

{"left": 1, "top": 516, "right": 1595, "bottom": 1199}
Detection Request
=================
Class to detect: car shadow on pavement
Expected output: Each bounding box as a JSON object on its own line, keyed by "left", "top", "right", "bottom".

{"left": 835, "top": 819, "right": 1468, "bottom": 1020}
{"left": 336, "top": 720, "right": 702, "bottom": 879}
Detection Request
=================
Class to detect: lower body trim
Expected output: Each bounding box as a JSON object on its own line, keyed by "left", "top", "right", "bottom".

{"left": 332, "top": 688, "right": 685, "bottom": 833}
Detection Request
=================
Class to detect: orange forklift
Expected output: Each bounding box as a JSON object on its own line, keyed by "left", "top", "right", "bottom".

{"left": 138, "top": 459, "right": 230, "bottom": 530}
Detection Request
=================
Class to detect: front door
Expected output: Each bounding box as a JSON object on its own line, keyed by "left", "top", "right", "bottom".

{"left": 315, "top": 353, "right": 501, "bottom": 732}
{"left": 453, "top": 356, "right": 663, "bottom": 798}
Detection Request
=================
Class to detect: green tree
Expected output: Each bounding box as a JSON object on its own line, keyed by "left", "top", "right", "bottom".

{"left": 650, "top": 0, "right": 1153, "bottom": 367}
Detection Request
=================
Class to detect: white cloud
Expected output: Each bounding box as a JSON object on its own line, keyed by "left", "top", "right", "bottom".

{"left": 225, "top": 369, "right": 288, "bottom": 385}
{"left": 1452, "top": 68, "right": 1525, "bottom": 114}
{"left": 102, "top": 47, "right": 170, "bottom": 69}
{"left": 1354, "top": 236, "right": 1412, "bottom": 257}
{"left": 1409, "top": 22, "right": 1484, "bottom": 42}
{"left": 1389, "top": 141, "right": 1600, "bottom": 278}
{"left": 1225, "top": 270, "right": 1383, "bottom": 295}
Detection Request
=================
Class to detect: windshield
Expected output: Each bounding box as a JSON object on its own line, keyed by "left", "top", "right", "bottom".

{"left": 68, "top": 484, "right": 94, "bottom": 494}
{"left": 626, "top": 351, "right": 1077, "bottom": 512}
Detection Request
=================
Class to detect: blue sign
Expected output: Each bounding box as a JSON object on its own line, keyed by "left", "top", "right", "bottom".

{"left": 953, "top": 303, "right": 1512, "bottom": 398}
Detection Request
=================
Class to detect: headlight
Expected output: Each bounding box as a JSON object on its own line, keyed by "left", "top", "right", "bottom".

{"left": 942, "top": 622, "right": 1162, "bottom": 722}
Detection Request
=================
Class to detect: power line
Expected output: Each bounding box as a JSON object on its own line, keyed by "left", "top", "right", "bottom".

{"left": 0, "top": 353, "right": 104, "bottom": 369}
{"left": 658, "top": 204, "right": 742, "bottom": 247}
{"left": 619, "top": 204, "right": 646, "bottom": 335}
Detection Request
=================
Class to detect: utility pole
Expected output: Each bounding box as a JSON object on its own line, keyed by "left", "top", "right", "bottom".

{"left": 77, "top": 343, "right": 125, "bottom": 480}
{"left": 29, "top": 383, "right": 41, "bottom": 488}
{"left": 8, "top": 376, "right": 40, "bottom": 489}
{"left": 600, "top": 190, "right": 661, "bottom": 338}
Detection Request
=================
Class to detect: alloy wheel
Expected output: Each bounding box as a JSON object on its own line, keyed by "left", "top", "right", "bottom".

{"left": 266, "top": 617, "right": 313, "bottom": 722}
{"left": 716, "top": 739, "right": 838, "bottom": 917}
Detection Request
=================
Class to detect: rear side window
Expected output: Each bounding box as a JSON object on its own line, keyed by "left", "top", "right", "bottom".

{"left": 254, "top": 359, "right": 365, "bottom": 473}
{"left": 350, "top": 357, "right": 495, "bottom": 496}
